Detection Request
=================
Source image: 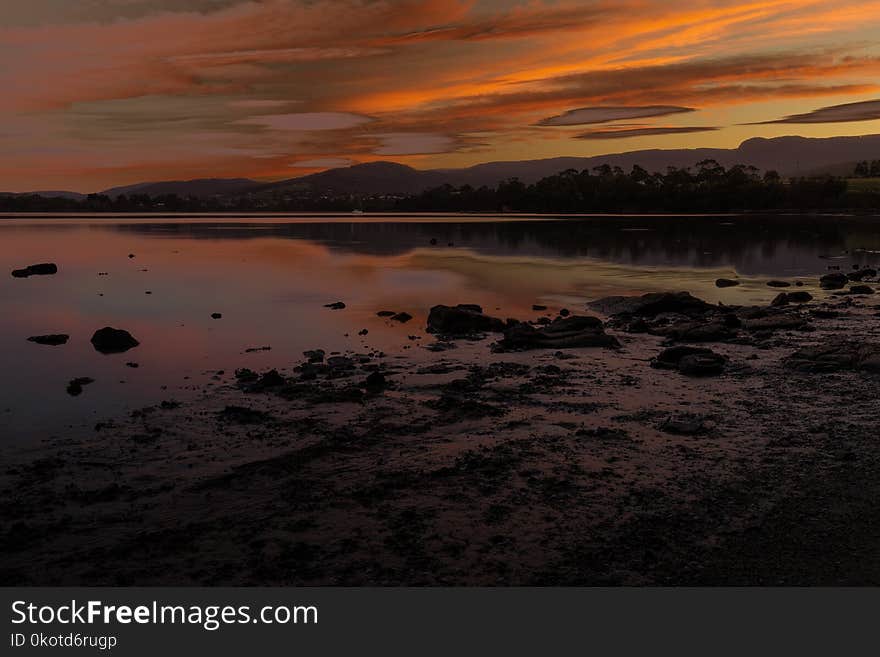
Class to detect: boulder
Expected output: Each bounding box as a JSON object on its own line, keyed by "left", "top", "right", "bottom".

{"left": 820, "top": 272, "right": 848, "bottom": 290}
{"left": 427, "top": 304, "right": 505, "bottom": 334}
{"left": 90, "top": 327, "right": 140, "bottom": 354}
{"left": 27, "top": 334, "right": 69, "bottom": 346}
{"left": 588, "top": 291, "right": 714, "bottom": 318}
{"left": 11, "top": 263, "right": 58, "bottom": 278}
{"left": 391, "top": 312, "right": 413, "bottom": 323}
{"left": 652, "top": 346, "right": 726, "bottom": 376}
{"left": 496, "top": 315, "right": 619, "bottom": 351}
{"left": 715, "top": 278, "right": 740, "bottom": 288}
{"left": 770, "top": 291, "right": 813, "bottom": 307}
{"left": 324, "top": 301, "right": 346, "bottom": 310}
{"left": 848, "top": 285, "right": 874, "bottom": 295}
{"left": 848, "top": 268, "right": 877, "bottom": 282}
{"left": 766, "top": 280, "right": 791, "bottom": 288}
{"left": 787, "top": 343, "right": 880, "bottom": 373}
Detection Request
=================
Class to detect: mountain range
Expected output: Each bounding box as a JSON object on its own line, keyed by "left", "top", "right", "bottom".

{"left": 7, "top": 134, "right": 880, "bottom": 199}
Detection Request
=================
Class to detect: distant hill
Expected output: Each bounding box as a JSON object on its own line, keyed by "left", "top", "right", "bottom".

{"left": 260, "top": 134, "right": 880, "bottom": 196}
{"left": 0, "top": 190, "right": 86, "bottom": 200}
{"left": 102, "top": 178, "right": 259, "bottom": 199}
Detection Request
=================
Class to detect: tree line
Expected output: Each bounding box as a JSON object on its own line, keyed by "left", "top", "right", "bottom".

{"left": 2, "top": 160, "right": 879, "bottom": 213}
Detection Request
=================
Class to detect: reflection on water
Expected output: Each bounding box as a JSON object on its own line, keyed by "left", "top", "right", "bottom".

{"left": 1, "top": 213, "right": 878, "bottom": 444}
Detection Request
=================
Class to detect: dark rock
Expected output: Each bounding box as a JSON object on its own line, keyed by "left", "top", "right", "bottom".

{"left": 90, "top": 327, "right": 139, "bottom": 354}
{"left": 218, "top": 405, "right": 272, "bottom": 424}
{"left": 770, "top": 291, "right": 813, "bottom": 307}
{"left": 234, "top": 368, "right": 258, "bottom": 382}
{"left": 324, "top": 301, "right": 346, "bottom": 310}
{"left": 715, "top": 278, "right": 740, "bottom": 288}
{"left": 787, "top": 343, "right": 880, "bottom": 373}
{"left": 820, "top": 272, "right": 848, "bottom": 290}
{"left": 678, "top": 353, "right": 727, "bottom": 377}
{"left": 588, "top": 291, "right": 714, "bottom": 318}
{"left": 128, "top": 254, "right": 135, "bottom": 259}
{"left": 358, "top": 328, "right": 369, "bottom": 336}
{"left": 376, "top": 311, "right": 396, "bottom": 317}
{"left": 659, "top": 414, "right": 708, "bottom": 436}
{"left": 496, "top": 315, "right": 619, "bottom": 351}
{"left": 391, "top": 312, "right": 413, "bottom": 323}
{"left": 211, "top": 312, "right": 222, "bottom": 319}
{"left": 125, "top": 362, "right": 139, "bottom": 368}
{"left": 257, "top": 369, "right": 285, "bottom": 388}
{"left": 532, "top": 304, "right": 548, "bottom": 311}
{"left": 27, "top": 334, "right": 69, "bottom": 346}
{"left": 304, "top": 349, "right": 325, "bottom": 363}
{"left": 559, "top": 308, "right": 570, "bottom": 317}
{"left": 364, "top": 371, "right": 387, "bottom": 390}
{"left": 430, "top": 238, "right": 438, "bottom": 245}
{"left": 651, "top": 346, "right": 715, "bottom": 370}
{"left": 655, "top": 320, "right": 735, "bottom": 343}
{"left": 848, "top": 268, "right": 877, "bottom": 281}
{"left": 66, "top": 377, "right": 95, "bottom": 396}
{"left": 11, "top": 263, "right": 58, "bottom": 278}
{"left": 766, "top": 280, "right": 791, "bottom": 288}
{"left": 742, "top": 313, "right": 808, "bottom": 331}
{"left": 848, "top": 285, "right": 874, "bottom": 295}
{"left": 427, "top": 304, "right": 505, "bottom": 334}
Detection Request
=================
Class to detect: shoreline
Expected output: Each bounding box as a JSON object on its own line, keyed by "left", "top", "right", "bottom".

{"left": 2, "top": 284, "right": 879, "bottom": 585}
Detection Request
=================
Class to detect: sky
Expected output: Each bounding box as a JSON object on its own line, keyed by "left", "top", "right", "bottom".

{"left": 2, "top": 0, "right": 880, "bottom": 192}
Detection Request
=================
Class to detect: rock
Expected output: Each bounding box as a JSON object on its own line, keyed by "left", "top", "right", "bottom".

{"left": 659, "top": 414, "right": 708, "bottom": 436}
{"left": 770, "top": 291, "right": 813, "bottom": 307}
{"left": 848, "top": 268, "right": 877, "bottom": 281}
{"left": 304, "top": 349, "right": 325, "bottom": 363}
{"left": 559, "top": 308, "right": 570, "bottom": 317}
{"left": 358, "top": 328, "right": 369, "bottom": 336}
{"left": 820, "top": 272, "right": 848, "bottom": 290}
{"left": 327, "top": 356, "right": 355, "bottom": 370}
{"left": 766, "top": 280, "right": 791, "bottom": 288}
{"left": 391, "top": 312, "right": 413, "bottom": 323}
{"left": 125, "top": 362, "right": 139, "bottom": 368}
{"left": 324, "top": 301, "right": 346, "bottom": 310}
{"left": 364, "top": 371, "right": 386, "bottom": 390}
{"left": 211, "top": 312, "right": 222, "bottom": 319}
{"left": 678, "top": 353, "right": 727, "bottom": 377}
{"left": 654, "top": 320, "right": 736, "bottom": 343}
{"left": 128, "top": 254, "right": 135, "bottom": 258}
{"left": 257, "top": 369, "right": 285, "bottom": 388}
{"left": 787, "top": 343, "right": 880, "bottom": 373}
{"left": 588, "top": 291, "right": 714, "bottom": 318}
{"left": 427, "top": 304, "right": 506, "bottom": 334}
{"left": 532, "top": 304, "right": 548, "bottom": 311}
{"left": 90, "top": 327, "right": 139, "bottom": 354}
{"left": 848, "top": 285, "right": 874, "bottom": 295}
{"left": 496, "top": 315, "right": 619, "bottom": 351}
{"left": 430, "top": 238, "right": 438, "bottom": 245}
{"left": 651, "top": 346, "right": 715, "bottom": 370}
{"left": 11, "top": 263, "right": 58, "bottom": 278}
{"left": 715, "top": 278, "right": 740, "bottom": 288}
{"left": 377, "top": 311, "right": 396, "bottom": 317}
{"left": 27, "top": 334, "right": 69, "bottom": 346}
{"left": 66, "top": 377, "right": 95, "bottom": 396}
{"left": 742, "top": 313, "right": 808, "bottom": 331}
{"left": 218, "top": 405, "right": 272, "bottom": 424}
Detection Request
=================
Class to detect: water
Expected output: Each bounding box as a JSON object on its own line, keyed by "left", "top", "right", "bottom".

{"left": 2, "top": 213, "right": 878, "bottom": 444}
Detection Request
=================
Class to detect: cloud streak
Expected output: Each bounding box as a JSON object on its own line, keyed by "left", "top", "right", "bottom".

{"left": 537, "top": 106, "right": 695, "bottom": 126}
{"left": 576, "top": 126, "right": 719, "bottom": 139}
{"left": 755, "top": 99, "right": 880, "bottom": 124}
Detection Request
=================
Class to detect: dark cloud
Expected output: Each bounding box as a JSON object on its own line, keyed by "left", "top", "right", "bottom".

{"left": 575, "top": 126, "right": 719, "bottom": 140}
{"left": 537, "top": 105, "right": 695, "bottom": 126}
{"left": 754, "top": 98, "right": 880, "bottom": 124}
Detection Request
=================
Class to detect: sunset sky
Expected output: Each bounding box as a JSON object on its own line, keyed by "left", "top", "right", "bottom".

{"left": 3, "top": 0, "right": 880, "bottom": 192}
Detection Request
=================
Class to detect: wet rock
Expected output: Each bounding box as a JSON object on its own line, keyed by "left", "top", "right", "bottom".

{"left": 766, "top": 280, "right": 791, "bottom": 288}
{"left": 559, "top": 308, "right": 570, "bottom": 317}
{"left": 848, "top": 268, "right": 877, "bottom": 281}
{"left": 128, "top": 254, "right": 135, "bottom": 259}
{"left": 327, "top": 356, "right": 356, "bottom": 371}
{"left": 532, "top": 304, "right": 548, "bottom": 311}
{"left": 211, "top": 313, "right": 222, "bottom": 319}
{"left": 358, "top": 328, "right": 369, "bottom": 336}
{"left": 848, "top": 285, "right": 874, "bottom": 295}
{"left": 364, "top": 371, "right": 387, "bottom": 391}
{"left": 654, "top": 320, "right": 736, "bottom": 343}
{"left": 234, "top": 368, "right": 258, "bottom": 383}
{"left": 770, "top": 291, "right": 813, "bottom": 307}
{"left": 66, "top": 377, "right": 95, "bottom": 396}
{"left": 27, "top": 334, "right": 69, "bottom": 346}
{"left": 715, "top": 278, "right": 740, "bottom": 288}
{"left": 496, "top": 315, "right": 619, "bottom": 351}
{"left": 742, "top": 313, "right": 808, "bottom": 331}
{"left": 652, "top": 346, "right": 726, "bottom": 376}
{"left": 820, "top": 272, "right": 848, "bottom": 290}
{"left": 391, "top": 312, "right": 413, "bottom": 323}
{"left": 651, "top": 346, "right": 715, "bottom": 370}
{"left": 11, "top": 263, "right": 58, "bottom": 278}
{"left": 324, "top": 301, "right": 346, "bottom": 310}
{"left": 244, "top": 345, "right": 272, "bottom": 353}
{"left": 218, "top": 405, "right": 272, "bottom": 424}
{"left": 377, "top": 311, "right": 396, "bottom": 317}
{"left": 659, "top": 414, "right": 708, "bottom": 436}
{"left": 90, "top": 327, "right": 139, "bottom": 354}
{"left": 787, "top": 343, "right": 880, "bottom": 373}
{"left": 304, "top": 349, "right": 325, "bottom": 363}
{"left": 256, "top": 369, "right": 285, "bottom": 388}
{"left": 427, "top": 304, "right": 505, "bottom": 335}
{"left": 125, "top": 362, "right": 139, "bottom": 368}
{"left": 588, "top": 291, "right": 714, "bottom": 318}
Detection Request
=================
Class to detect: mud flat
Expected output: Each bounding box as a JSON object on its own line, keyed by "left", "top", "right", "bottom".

{"left": 2, "top": 288, "right": 879, "bottom": 585}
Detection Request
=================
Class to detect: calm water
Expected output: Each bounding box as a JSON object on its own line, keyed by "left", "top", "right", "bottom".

{"left": 2, "top": 213, "right": 879, "bottom": 445}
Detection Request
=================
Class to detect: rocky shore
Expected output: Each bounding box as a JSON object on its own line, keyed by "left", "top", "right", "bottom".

{"left": 2, "top": 279, "right": 879, "bottom": 585}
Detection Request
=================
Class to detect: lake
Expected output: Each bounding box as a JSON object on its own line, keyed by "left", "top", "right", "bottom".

{"left": 2, "top": 213, "right": 878, "bottom": 444}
